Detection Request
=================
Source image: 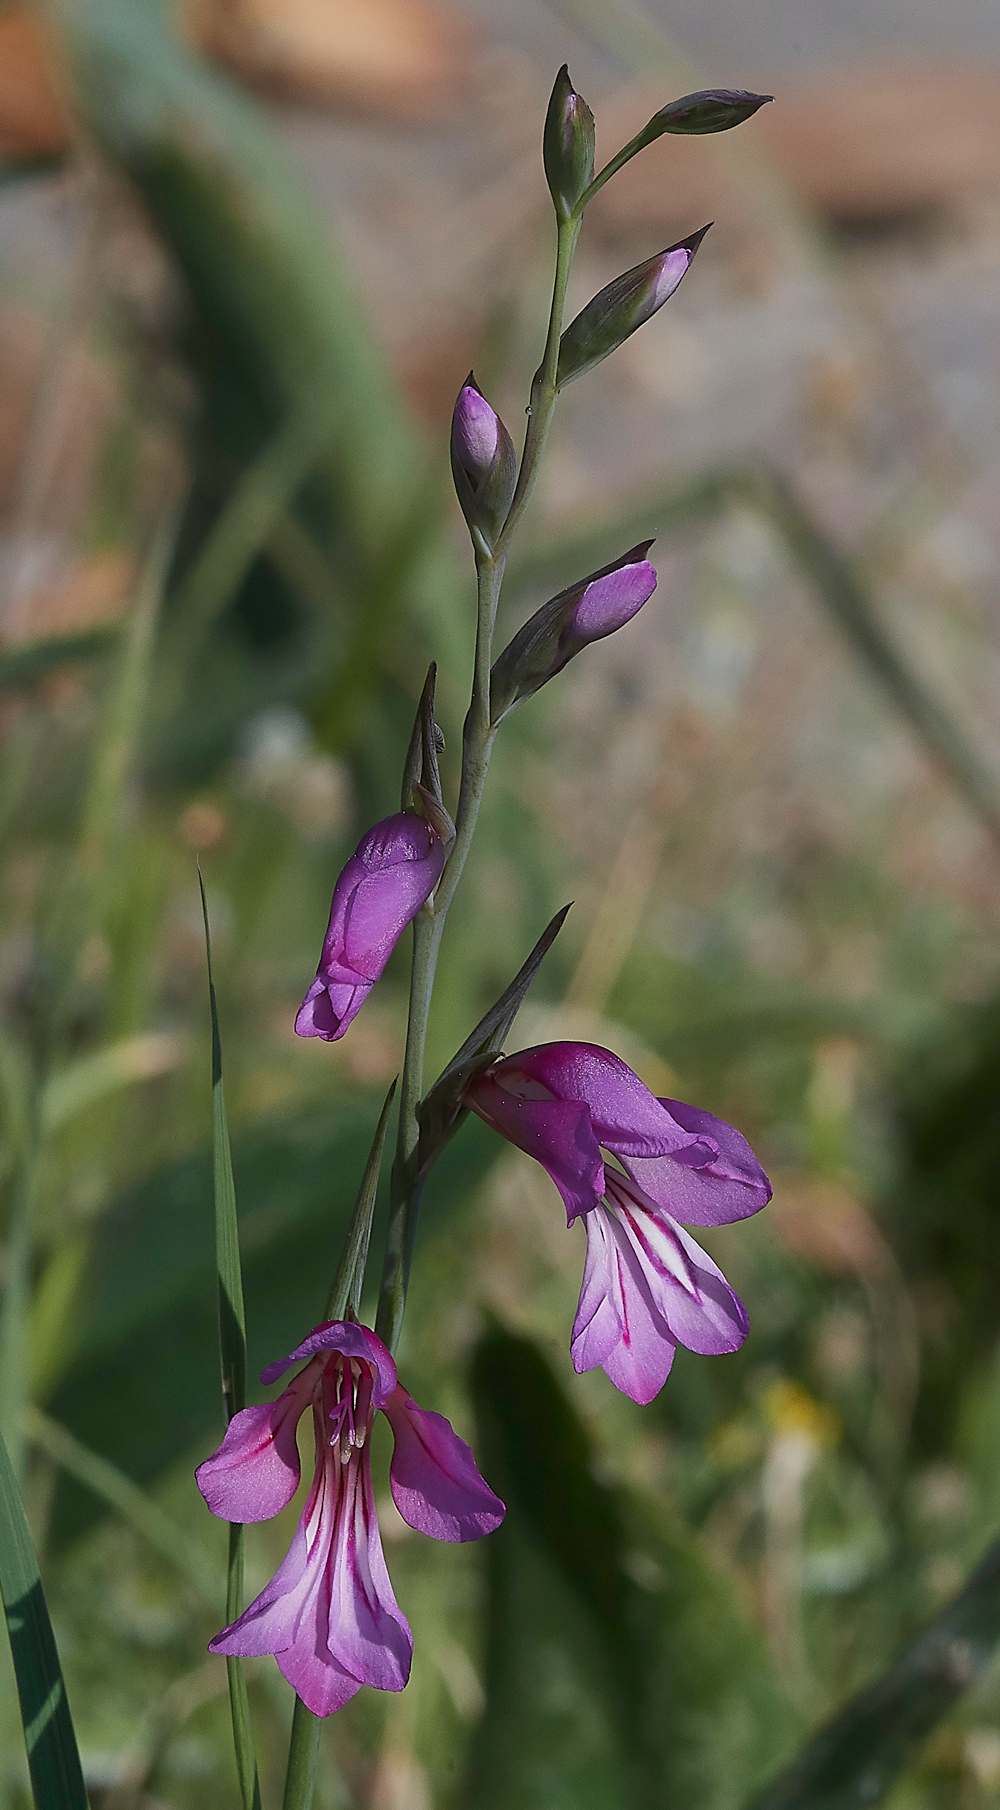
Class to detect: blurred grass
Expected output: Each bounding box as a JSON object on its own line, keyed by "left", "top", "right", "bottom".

{"left": 0, "top": 1, "right": 999, "bottom": 1806}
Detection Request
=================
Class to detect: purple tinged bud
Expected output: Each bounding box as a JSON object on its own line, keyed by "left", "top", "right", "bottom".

{"left": 490, "top": 542, "right": 657, "bottom": 724}
{"left": 543, "top": 64, "right": 596, "bottom": 221}
{"left": 452, "top": 385, "right": 499, "bottom": 480}
{"left": 556, "top": 226, "right": 710, "bottom": 388}
{"left": 450, "top": 375, "right": 517, "bottom": 552}
{"left": 647, "top": 89, "right": 772, "bottom": 136}
{"left": 296, "top": 813, "right": 446, "bottom": 1042}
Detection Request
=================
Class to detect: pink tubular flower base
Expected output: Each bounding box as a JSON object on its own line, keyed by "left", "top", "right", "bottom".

{"left": 196, "top": 1321, "right": 504, "bottom": 1716}
{"left": 466, "top": 1043, "right": 771, "bottom": 1404}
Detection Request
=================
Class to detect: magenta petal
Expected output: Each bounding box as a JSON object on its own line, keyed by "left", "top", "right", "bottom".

{"left": 294, "top": 973, "right": 369, "bottom": 1041}
{"left": 384, "top": 1385, "right": 505, "bottom": 1542}
{"left": 209, "top": 1472, "right": 320, "bottom": 1658}
{"left": 453, "top": 383, "right": 500, "bottom": 480}
{"left": 466, "top": 1078, "right": 605, "bottom": 1221}
{"left": 570, "top": 1210, "right": 625, "bottom": 1374}
{"left": 261, "top": 1321, "right": 397, "bottom": 1404}
{"left": 623, "top": 1100, "right": 771, "bottom": 1226}
{"left": 325, "top": 1448, "right": 411, "bottom": 1693}
{"left": 568, "top": 560, "right": 657, "bottom": 642}
{"left": 570, "top": 1205, "right": 677, "bottom": 1404}
{"left": 499, "top": 1044, "right": 710, "bottom": 1160}
{"left": 277, "top": 1640, "right": 362, "bottom": 1718}
{"left": 612, "top": 1197, "right": 749, "bottom": 1355}
{"left": 196, "top": 1380, "right": 310, "bottom": 1523}
{"left": 340, "top": 860, "right": 442, "bottom": 979}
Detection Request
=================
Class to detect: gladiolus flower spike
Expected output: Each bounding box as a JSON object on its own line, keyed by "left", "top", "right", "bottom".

{"left": 466, "top": 1043, "right": 771, "bottom": 1405}
{"left": 490, "top": 543, "right": 657, "bottom": 723}
{"left": 296, "top": 812, "right": 446, "bottom": 1042}
{"left": 197, "top": 1320, "right": 504, "bottom": 1717}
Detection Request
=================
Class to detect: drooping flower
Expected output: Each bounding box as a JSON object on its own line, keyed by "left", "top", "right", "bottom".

{"left": 196, "top": 1320, "right": 504, "bottom": 1717}
{"left": 490, "top": 543, "right": 657, "bottom": 722}
{"left": 296, "top": 813, "right": 446, "bottom": 1041}
{"left": 465, "top": 1043, "right": 770, "bottom": 1404}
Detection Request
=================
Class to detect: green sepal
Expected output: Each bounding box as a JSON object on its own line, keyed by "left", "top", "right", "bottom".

{"left": 417, "top": 904, "right": 571, "bottom": 1175}
{"left": 543, "top": 64, "right": 596, "bottom": 222}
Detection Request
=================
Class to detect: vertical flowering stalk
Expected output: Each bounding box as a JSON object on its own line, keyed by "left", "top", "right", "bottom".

{"left": 262, "top": 64, "right": 772, "bottom": 1801}
{"left": 372, "top": 64, "right": 771, "bottom": 1360}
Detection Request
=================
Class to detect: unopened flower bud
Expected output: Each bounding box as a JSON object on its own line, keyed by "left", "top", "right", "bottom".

{"left": 490, "top": 542, "right": 657, "bottom": 723}
{"left": 451, "top": 376, "right": 517, "bottom": 551}
{"left": 543, "top": 64, "right": 596, "bottom": 221}
{"left": 646, "top": 89, "right": 772, "bottom": 136}
{"left": 296, "top": 813, "right": 446, "bottom": 1041}
{"left": 556, "top": 226, "right": 710, "bottom": 388}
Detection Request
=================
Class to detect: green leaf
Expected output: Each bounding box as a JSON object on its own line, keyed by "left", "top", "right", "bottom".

{"left": 418, "top": 905, "right": 571, "bottom": 1174}
{"left": 466, "top": 1330, "right": 793, "bottom": 1810}
{"left": 745, "top": 1531, "right": 1000, "bottom": 1810}
{"left": 0, "top": 625, "right": 117, "bottom": 694}
{"left": 324, "top": 1079, "right": 397, "bottom": 1321}
{"left": 198, "top": 870, "right": 261, "bottom": 1810}
{"left": 0, "top": 1422, "right": 88, "bottom": 1810}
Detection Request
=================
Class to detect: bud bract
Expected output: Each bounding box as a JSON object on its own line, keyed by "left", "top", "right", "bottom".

{"left": 646, "top": 88, "right": 772, "bottom": 136}
{"left": 543, "top": 64, "right": 596, "bottom": 221}
{"left": 451, "top": 375, "right": 517, "bottom": 551}
{"left": 296, "top": 813, "right": 446, "bottom": 1041}
{"left": 490, "top": 542, "right": 656, "bottom": 723}
{"left": 556, "top": 227, "right": 709, "bottom": 388}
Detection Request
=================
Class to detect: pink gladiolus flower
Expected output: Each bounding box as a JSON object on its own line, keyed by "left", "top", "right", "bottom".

{"left": 466, "top": 1043, "right": 771, "bottom": 1404}
{"left": 196, "top": 1320, "right": 504, "bottom": 1717}
{"left": 296, "top": 813, "right": 446, "bottom": 1041}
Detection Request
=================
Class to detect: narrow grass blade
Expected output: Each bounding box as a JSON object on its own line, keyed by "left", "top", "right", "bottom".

{"left": 746, "top": 1531, "right": 1000, "bottom": 1810}
{"left": 0, "top": 1423, "right": 88, "bottom": 1810}
{"left": 417, "top": 904, "right": 572, "bottom": 1175}
{"left": 749, "top": 466, "right": 1000, "bottom": 850}
{"left": 324, "top": 1079, "right": 397, "bottom": 1322}
{"left": 0, "top": 626, "right": 118, "bottom": 695}
{"left": 26, "top": 1407, "right": 218, "bottom": 1607}
{"left": 170, "top": 400, "right": 336, "bottom": 650}
{"left": 198, "top": 869, "right": 261, "bottom": 1810}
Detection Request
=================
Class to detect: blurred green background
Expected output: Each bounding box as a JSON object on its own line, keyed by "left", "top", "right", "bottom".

{"left": 4, "top": 0, "right": 1000, "bottom": 1804}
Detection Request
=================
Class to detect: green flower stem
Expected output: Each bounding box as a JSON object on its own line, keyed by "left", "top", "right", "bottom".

{"left": 282, "top": 1695, "right": 321, "bottom": 1810}
{"left": 376, "top": 554, "right": 500, "bottom": 1355}
{"left": 495, "top": 213, "right": 581, "bottom": 559}
{"left": 574, "top": 127, "right": 654, "bottom": 215}
{"left": 376, "top": 212, "right": 582, "bottom": 1357}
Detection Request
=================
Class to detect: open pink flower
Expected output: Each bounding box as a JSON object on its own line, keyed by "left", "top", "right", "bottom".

{"left": 466, "top": 1043, "right": 770, "bottom": 1404}
{"left": 296, "top": 813, "right": 446, "bottom": 1041}
{"left": 196, "top": 1321, "right": 504, "bottom": 1716}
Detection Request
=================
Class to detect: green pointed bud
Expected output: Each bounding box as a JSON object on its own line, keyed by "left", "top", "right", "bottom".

{"left": 417, "top": 904, "right": 572, "bottom": 1177}
{"left": 401, "top": 663, "right": 445, "bottom": 812}
{"left": 556, "top": 226, "right": 709, "bottom": 388}
{"left": 645, "top": 88, "right": 772, "bottom": 137}
{"left": 543, "top": 64, "right": 596, "bottom": 221}
{"left": 451, "top": 374, "right": 517, "bottom": 553}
